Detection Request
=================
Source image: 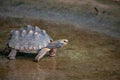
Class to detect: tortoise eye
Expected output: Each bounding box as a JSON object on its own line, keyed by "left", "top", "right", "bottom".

{"left": 64, "top": 40, "right": 66, "bottom": 42}
{"left": 50, "top": 40, "right": 53, "bottom": 42}
{"left": 63, "top": 40, "right": 68, "bottom": 43}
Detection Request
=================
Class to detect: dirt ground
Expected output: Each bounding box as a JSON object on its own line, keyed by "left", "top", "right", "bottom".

{"left": 0, "top": 0, "right": 120, "bottom": 80}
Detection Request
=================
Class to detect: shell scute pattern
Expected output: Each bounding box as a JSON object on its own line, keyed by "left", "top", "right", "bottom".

{"left": 8, "top": 25, "right": 52, "bottom": 51}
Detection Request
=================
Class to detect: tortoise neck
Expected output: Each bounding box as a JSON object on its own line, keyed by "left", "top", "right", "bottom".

{"left": 46, "top": 42, "right": 57, "bottom": 49}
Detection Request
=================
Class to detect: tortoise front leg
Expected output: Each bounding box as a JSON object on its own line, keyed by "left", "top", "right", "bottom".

{"left": 34, "top": 48, "right": 50, "bottom": 62}
{"left": 8, "top": 49, "right": 17, "bottom": 60}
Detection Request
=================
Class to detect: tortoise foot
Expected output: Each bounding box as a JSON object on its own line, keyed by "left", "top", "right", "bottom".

{"left": 8, "top": 56, "right": 15, "bottom": 60}
{"left": 34, "top": 59, "right": 39, "bottom": 62}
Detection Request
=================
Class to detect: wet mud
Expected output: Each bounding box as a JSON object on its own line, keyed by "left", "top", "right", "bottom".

{"left": 0, "top": 0, "right": 120, "bottom": 80}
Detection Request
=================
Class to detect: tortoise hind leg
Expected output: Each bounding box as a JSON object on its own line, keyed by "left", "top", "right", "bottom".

{"left": 8, "top": 49, "right": 17, "bottom": 60}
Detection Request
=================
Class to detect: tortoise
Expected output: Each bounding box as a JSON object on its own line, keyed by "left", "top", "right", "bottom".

{"left": 4, "top": 25, "right": 68, "bottom": 62}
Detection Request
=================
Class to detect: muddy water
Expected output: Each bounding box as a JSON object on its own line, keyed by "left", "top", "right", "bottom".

{"left": 0, "top": 57, "right": 67, "bottom": 80}
{"left": 0, "top": 21, "right": 120, "bottom": 80}
{"left": 0, "top": 0, "right": 120, "bottom": 80}
{"left": 0, "top": 53, "right": 89, "bottom": 80}
{"left": 0, "top": 50, "right": 119, "bottom": 80}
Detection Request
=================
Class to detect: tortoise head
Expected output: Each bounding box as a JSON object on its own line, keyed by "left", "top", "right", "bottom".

{"left": 54, "top": 39, "right": 68, "bottom": 48}
{"left": 47, "top": 39, "right": 68, "bottom": 49}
